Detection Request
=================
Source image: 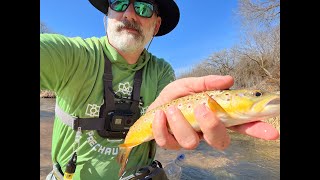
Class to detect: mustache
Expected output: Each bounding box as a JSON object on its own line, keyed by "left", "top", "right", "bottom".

{"left": 117, "top": 20, "right": 142, "bottom": 35}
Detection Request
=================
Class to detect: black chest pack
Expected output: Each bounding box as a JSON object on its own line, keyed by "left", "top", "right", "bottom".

{"left": 97, "top": 53, "right": 143, "bottom": 139}
{"left": 70, "top": 53, "right": 143, "bottom": 139}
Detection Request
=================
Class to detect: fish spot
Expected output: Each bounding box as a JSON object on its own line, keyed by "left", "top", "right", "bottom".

{"left": 188, "top": 104, "right": 192, "bottom": 109}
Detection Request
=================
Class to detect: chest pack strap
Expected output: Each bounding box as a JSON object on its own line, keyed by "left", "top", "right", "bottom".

{"left": 97, "top": 53, "right": 142, "bottom": 138}
{"left": 55, "top": 104, "right": 105, "bottom": 130}
{"left": 55, "top": 52, "right": 143, "bottom": 135}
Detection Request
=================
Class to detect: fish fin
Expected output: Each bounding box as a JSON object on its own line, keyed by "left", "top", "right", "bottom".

{"left": 118, "top": 142, "right": 141, "bottom": 148}
{"left": 116, "top": 146, "right": 133, "bottom": 177}
{"left": 206, "top": 94, "right": 233, "bottom": 123}
{"left": 205, "top": 93, "right": 227, "bottom": 114}
{"left": 116, "top": 142, "right": 141, "bottom": 177}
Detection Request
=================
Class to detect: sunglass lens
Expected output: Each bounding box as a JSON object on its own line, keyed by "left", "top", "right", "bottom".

{"left": 110, "top": 0, "right": 130, "bottom": 12}
{"left": 134, "top": 1, "right": 154, "bottom": 18}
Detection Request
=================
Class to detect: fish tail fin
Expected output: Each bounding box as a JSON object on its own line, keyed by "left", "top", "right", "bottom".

{"left": 117, "top": 142, "right": 141, "bottom": 177}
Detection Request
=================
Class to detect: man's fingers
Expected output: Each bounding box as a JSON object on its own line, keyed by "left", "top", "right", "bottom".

{"left": 194, "top": 104, "right": 230, "bottom": 150}
{"left": 152, "top": 110, "right": 181, "bottom": 150}
{"left": 181, "top": 75, "right": 234, "bottom": 92}
{"left": 165, "top": 106, "right": 200, "bottom": 150}
{"left": 148, "top": 75, "right": 234, "bottom": 111}
{"left": 228, "top": 121, "right": 280, "bottom": 140}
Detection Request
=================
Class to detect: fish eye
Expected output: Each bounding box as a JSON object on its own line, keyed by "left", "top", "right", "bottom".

{"left": 254, "top": 91, "right": 262, "bottom": 97}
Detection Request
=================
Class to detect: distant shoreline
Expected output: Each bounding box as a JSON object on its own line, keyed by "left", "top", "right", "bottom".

{"left": 40, "top": 90, "right": 56, "bottom": 98}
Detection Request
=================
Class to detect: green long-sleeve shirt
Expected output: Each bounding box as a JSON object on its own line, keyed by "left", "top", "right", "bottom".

{"left": 40, "top": 33, "right": 175, "bottom": 180}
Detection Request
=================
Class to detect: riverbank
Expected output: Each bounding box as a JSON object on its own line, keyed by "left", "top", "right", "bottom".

{"left": 40, "top": 90, "right": 55, "bottom": 98}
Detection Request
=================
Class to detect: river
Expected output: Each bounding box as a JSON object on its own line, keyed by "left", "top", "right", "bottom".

{"left": 40, "top": 98, "right": 280, "bottom": 180}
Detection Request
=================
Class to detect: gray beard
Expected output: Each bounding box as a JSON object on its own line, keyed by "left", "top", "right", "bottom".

{"left": 107, "top": 20, "right": 155, "bottom": 53}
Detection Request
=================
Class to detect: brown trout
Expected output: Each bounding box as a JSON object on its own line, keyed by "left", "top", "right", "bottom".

{"left": 116, "top": 89, "right": 280, "bottom": 176}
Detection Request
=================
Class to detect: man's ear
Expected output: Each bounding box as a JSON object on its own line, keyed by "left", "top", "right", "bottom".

{"left": 154, "top": 17, "right": 162, "bottom": 36}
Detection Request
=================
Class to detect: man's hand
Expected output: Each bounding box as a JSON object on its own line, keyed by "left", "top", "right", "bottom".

{"left": 148, "top": 75, "right": 280, "bottom": 150}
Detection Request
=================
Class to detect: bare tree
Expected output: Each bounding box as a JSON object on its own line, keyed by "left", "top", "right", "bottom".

{"left": 204, "top": 49, "right": 236, "bottom": 75}
{"left": 178, "top": 62, "right": 219, "bottom": 79}
{"left": 237, "top": 0, "right": 280, "bottom": 29}
{"left": 235, "top": 0, "right": 280, "bottom": 87}
{"left": 236, "top": 29, "right": 277, "bottom": 76}
{"left": 178, "top": 0, "right": 280, "bottom": 91}
{"left": 40, "top": 21, "right": 51, "bottom": 34}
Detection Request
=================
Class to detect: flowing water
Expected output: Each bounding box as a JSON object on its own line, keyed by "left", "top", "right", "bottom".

{"left": 40, "top": 98, "right": 280, "bottom": 180}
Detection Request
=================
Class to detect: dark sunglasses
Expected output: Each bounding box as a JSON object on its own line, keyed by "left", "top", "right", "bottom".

{"left": 109, "top": 0, "right": 158, "bottom": 18}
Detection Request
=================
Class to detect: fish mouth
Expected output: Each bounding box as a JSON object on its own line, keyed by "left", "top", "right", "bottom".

{"left": 266, "top": 97, "right": 280, "bottom": 106}
{"left": 252, "top": 95, "right": 280, "bottom": 114}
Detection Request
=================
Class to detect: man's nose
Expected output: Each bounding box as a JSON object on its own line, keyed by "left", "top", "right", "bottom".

{"left": 123, "top": 3, "right": 137, "bottom": 21}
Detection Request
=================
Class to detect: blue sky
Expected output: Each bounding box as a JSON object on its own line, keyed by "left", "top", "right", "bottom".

{"left": 40, "top": 0, "right": 241, "bottom": 76}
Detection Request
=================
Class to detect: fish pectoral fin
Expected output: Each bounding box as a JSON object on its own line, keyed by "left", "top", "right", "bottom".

{"left": 116, "top": 145, "right": 134, "bottom": 177}
{"left": 117, "top": 142, "right": 144, "bottom": 177}
{"left": 205, "top": 93, "right": 228, "bottom": 114}
{"left": 119, "top": 142, "right": 141, "bottom": 148}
